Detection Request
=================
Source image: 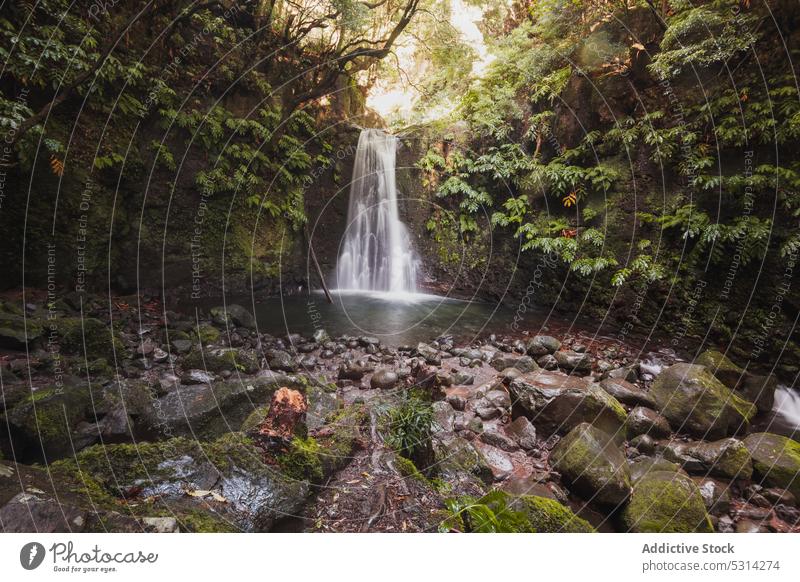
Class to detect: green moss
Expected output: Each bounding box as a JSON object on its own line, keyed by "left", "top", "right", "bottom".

{"left": 277, "top": 436, "right": 323, "bottom": 481}
{"left": 54, "top": 317, "right": 124, "bottom": 359}
{"left": 623, "top": 471, "right": 713, "bottom": 533}
{"left": 515, "top": 495, "right": 595, "bottom": 533}
{"left": 194, "top": 324, "right": 220, "bottom": 345}
{"left": 744, "top": 433, "right": 800, "bottom": 498}
{"left": 316, "top": 404, "right": 367, "bottom": 475}
{"left": 395, "top": 455, "right": 433, "bottom": 487}
{"left": 240, "top": 405, "right": 269, "bottom": 432}
{"left": 176, "top": 509, "right": 238, "bottom": 533}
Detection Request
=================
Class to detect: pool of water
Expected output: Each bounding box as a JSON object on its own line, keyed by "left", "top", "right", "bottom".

{"left": 248, "top": 290, "right": 520, "bottom": 346}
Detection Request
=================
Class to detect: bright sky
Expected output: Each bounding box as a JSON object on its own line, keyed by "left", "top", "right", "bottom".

{"left": 366, "top": 0, "right": 493, "bottom": 121}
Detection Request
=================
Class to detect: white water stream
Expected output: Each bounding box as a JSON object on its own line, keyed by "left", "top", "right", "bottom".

{"left": 336, "top": 129, "right": 418, "bottom": 293}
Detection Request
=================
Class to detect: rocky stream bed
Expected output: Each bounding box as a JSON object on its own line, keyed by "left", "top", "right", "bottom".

{"left": 1, "top": 294, "right": 799, "bottom": 533}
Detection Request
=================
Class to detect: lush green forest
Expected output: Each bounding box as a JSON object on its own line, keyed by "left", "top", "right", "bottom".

{"left": 2, "top": 0, "right": 800, "bottom": 535}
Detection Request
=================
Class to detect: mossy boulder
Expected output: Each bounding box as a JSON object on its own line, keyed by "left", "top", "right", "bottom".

{"left": 452, "top": 490, "right": 593, "bottom": 533}
{"left": 622, "top": 470, "right": 714, "bottom": 533}
{"left": 434, "top": 434, "right": 493, "bottom": 487}
{"left": 628, "top": 456, "right": 685, "bottom": 484}
{"left": 193, "top": 324, "right": 220, "bottom": 345}
{"left": 53, "top": 433, "right": 309, "bottom": 532}
{"left": 315, "top": 404, "right": 366, "bottom": 476}
{"left": 182, "top": 348, "right": 260, "bottom": 374}
{"left": 509, "top": 371, "right": 627, "bottom": 438}
{"left": 210, "top": 304, "right": 256, "bottom": 329}
{"left": 658, "top": 438, "right": 752, "bottom": 480}
{"left": 0, "top": 313, "right": 44, "bottom": 349}
{"left": 2, "top": 381, "right": 96, "bottom": 461}
{"left": 509, "top": 494, "right": 594, "bottom": 532}
{"left": 550, "top": 423, "right": 631, "bottom": 507}
{"left": 743, "top": 432, "right": 800, "bottom": 498}
{"left": 695, "top": 350, "right": 743, "bottom": 388}
{"left": 143, "top": 374, "right": 288, "bottom": 438}
{"left": 53, "top": 317, "right": 124, "bottom": 360}
{"left": 650, "top": 363, "right": 756, "bottom": 439}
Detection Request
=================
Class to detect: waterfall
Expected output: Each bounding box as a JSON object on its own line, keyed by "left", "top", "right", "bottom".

{"left": 336, "top": 129, "right": 418, "bottom": 293}
{"left": 773, "top": 385, "right": 800, "bottom": 430}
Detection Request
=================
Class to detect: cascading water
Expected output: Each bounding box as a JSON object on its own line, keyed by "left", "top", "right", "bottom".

{"left": 336, "top": 128, "right": 418, "bottom": 293}
{"left": 773, "top": 385, "right": 800, "bottom": 431}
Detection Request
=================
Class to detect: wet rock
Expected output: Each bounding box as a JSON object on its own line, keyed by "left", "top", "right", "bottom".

{"left": 467, "top": 416, "right": 483, "bottom": 433}
{"left": 658, "top": 438, "right": 752, "bottom": 480}
{"left": 0, "top": 313, "right": 44, "bottom": 349}
{"left": 526, "top": 335, "right": 561, "bottom": 357}
{"left": 498, "top": 367, "right": 523, "bottom": 384}
{"left": 762, "top": 487, "right": 797, "bottom": 507}
{"left": 358, "top": 336, "right": 380, "bottom": 348}
{"left": 650, "top": 363, "right": 756, "bottom": 439}
{"left": 504, "top": 416, "right": 537, "bottom": 450}
{"left": 306, "top": 385, "right": 337, "bottom": 431}
{"left": 144, "top": 375, "right": 287, "bottom": 438}
{"left": 500, "top": 475, "right": 556, "bottom": 499}
{"left": 338, "top": 362, "right": 372, "bottom": 382}
{"left": 140, "top": 517, "right": 180, "bottom": 533}
{"left": 171, "top": 339, "right": 193, "bottom": 354}
{"left": 736, "top": 519, "right": 767, "bottom": 533}
{"left": 436, "top": 372, "right": 454, "bottom": 387}
{"left": 605, "top": 365, "right": 638, "bottom": 383}
{"left": 736, "top": 373, "right": 778, "bottom": 414}
{"left": 452, "top": 371, "right": 475, "bottom": 385}
{"left": 432, "top": 401, "right": 456, "bottom": 433}
{"left": 554, "top": 350, "right": 592, "bottom": 373}
{"left": 479, "top": 429, "right": 519, "bottom": 452}
{"left": 536, "top": 354, "right": 559, "bottom": 370}
{"left": 622, "top": 471, "right": 713, "bottom": 532}
{"left": 152, "top": 347, "right": 169, "bottom": 363}
{"left": 695, "top": 350, "right": 743, "bottom": 388}
{"left": 472, "top": 441, "right": 514, "bottom": 480}
{"left": 433, "top": 434, "right": 493, "bottom": 486}
{"left": 446, "top": 394, "right": 467, "bottom": 411}
{"left": 629, "top": 434, "right": 656, "bottom": 455}
{"left": 509, "top": 371, "right": 627, "bottom": 438}
{"left": 490, "top": 354, "right": 537, "bottom": 373}
{"left": 693, "top": 477, "right": 732, "bottom": 515}
{"left": 268, "top": 350, "right": 296, "bottom": 372}
{"left": 415, "top": 343, "right": 442, "bottom": 365}
{"left": 743, "top": 432, "right": 800, "bottom": 498}
{"left": 0, "top": 492, "right": 87, "bottom": 532}
{"left": 182, "top": 369, "right": 215, "bottom": 384}
{"left": 312, "top": 329, "right": 330, "bottom": 344}
{"left": 550, "top": 423, "right": 631, "bottom": 507}
{"left": 625, "top": 406, "right": 671, "bottom": 439}
{"left": 2, "top": 381, "right": 96, "bottom": 461}
{"left": 599, "top": 378, "right": 656, "bottom": 408}
{"left": 628, "top": 456, "right": 684, "bottom": 483}
{"left": 370, "top": 369, "right": 399, "bottom": 390}
{"left": 57, "top": 434, "right": 309, "bottom": 531}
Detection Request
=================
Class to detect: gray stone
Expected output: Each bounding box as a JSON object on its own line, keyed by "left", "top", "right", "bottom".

{"left": 600, "top": 377, "right": 656, "bottom": 408}
{"left": 509, "top": 371, "right": 627, "bottom": 437}
{"left": 504, "top": 416, "right": 537, "bottom": 450}
{"left": 526, "top": 335, "right": 561, "bottom": 356}
{"left": 491, "top": 354, "right": 537, "bottom": 373}
{"left": 625, "top": 406, "right": 671, "bottom": 439}
{"left": 370, "top": 369, "right": 399, "bottom": 390}
{"left": 432, "top": 401, "right": 456, "bottom": 434}
{"left": 553, "top": 350, "right": 592, "bottom": 373}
